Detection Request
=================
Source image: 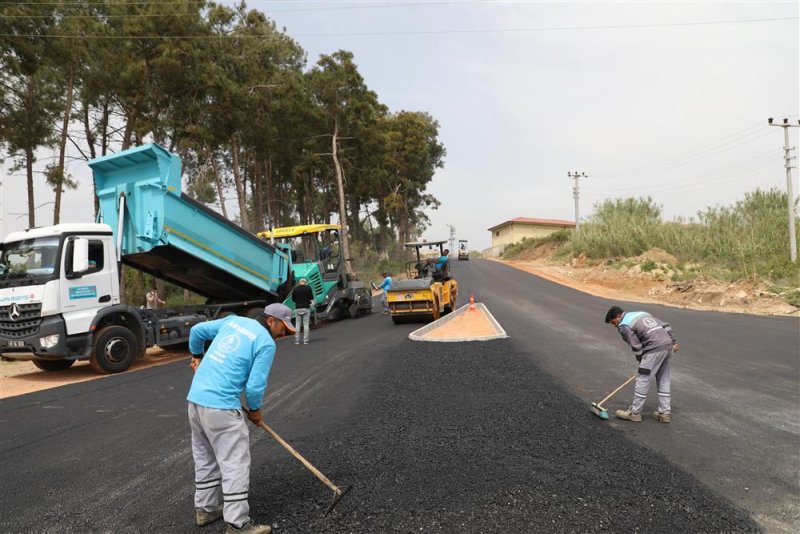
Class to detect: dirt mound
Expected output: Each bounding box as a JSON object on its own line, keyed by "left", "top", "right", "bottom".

{"left": 635, "top": 248, "right": 678, "bottom": 265}
{"left": 513, "top": 240, "right": 562, "bottom": 261}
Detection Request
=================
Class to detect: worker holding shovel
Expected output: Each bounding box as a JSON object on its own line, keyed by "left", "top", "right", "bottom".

{"left": 187, "top": 303, "right": 295, "bottom": 534}
{"left": 605, "top": 306, "right": 679, "bottom": 423}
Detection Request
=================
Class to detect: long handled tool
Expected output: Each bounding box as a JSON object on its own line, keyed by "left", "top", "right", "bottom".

{"left": 590, "top": 374, "right": 636, "bottom": 420}
{"left": 257, "top": 420, "right": 352, "bottom": 516}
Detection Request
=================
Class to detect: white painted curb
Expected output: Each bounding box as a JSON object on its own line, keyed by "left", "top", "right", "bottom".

{"left": 408, "top": 302, "right": 508, "bottom": 342}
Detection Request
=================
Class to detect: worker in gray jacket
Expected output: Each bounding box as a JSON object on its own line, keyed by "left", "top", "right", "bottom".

{"left": 605, "top": 306, "right": 680, "bottom": 423}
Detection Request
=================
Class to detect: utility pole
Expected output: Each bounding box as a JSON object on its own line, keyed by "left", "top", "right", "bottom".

{"left": 768, "top": 118, "right": 799, "bottom": 263}
{"left": 447, "top": 224, "right": 456, "bottom": 252}
{"left": 567, "top": 172, "right": 587, "bottom": 230}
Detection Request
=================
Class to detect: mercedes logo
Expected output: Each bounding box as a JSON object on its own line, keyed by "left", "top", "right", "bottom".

{"left": 9, "top": 303, "right": 20, "bottom": 322}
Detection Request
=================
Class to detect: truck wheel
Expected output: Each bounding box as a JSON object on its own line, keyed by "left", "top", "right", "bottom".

{"left": 348, "top": 299, "right": 359, "bottom": 319}
{"left": 90, "top": 326, "right": 137, "bottom": 374}
{"left": 33, "top": 359, "right": 75, "bottom": 372}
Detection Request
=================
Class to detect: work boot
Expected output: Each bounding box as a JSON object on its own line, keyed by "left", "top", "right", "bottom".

{"left": 195, "top": 506, "right": 223, "bottom": 527}
{"left": 614, "top": 409, "right": 642, "bottom": 422}
{"left": 225, "top": 521, "right": 271, "bottom": 534}
{"left": 654, "top": 411, "right": 671, "bottom": 423}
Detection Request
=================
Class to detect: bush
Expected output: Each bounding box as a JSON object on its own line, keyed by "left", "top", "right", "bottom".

{"left": 565, "top": 189, "right": 798, "bottom": 284}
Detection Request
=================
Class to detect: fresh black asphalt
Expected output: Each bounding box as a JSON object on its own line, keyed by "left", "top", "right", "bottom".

{"left": 1, "top": 259, "right": 796, "bottom": 533}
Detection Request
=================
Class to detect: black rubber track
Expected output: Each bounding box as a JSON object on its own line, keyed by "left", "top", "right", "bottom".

{"left": 246, "top": 339, "right": 759, "bottom": 533}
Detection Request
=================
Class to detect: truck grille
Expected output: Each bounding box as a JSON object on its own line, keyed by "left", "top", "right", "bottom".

{"left": 0, "top": 303, "right": 43, "bottom": 338}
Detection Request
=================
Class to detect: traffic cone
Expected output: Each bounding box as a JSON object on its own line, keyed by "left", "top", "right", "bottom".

{"left": 469, "top": 293, "right": 476, "bottom": 311}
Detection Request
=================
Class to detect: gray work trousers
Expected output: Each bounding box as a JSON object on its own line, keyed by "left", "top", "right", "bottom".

{"left": 631, "top": 349, "right": 673, "bottom": 414}
{"left": 188, "top": 402, "right": 251, "bottom": 529}
{"left": 295, "top": 308, "right": 311, "bottom": 343}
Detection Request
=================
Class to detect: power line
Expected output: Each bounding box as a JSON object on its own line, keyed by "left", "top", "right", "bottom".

{"left": 596, "top": 122, "right": 769, "bottom": 177}
{"left": 0, "top": 15, "right": 796, "bottom": 39}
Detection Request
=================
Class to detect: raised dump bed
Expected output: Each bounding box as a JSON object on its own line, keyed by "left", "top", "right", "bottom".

{"left": 90, "top": 144, "right": 291, "bottom": 302}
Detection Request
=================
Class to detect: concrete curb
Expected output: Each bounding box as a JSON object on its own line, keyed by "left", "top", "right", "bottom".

{"left": 408, "top": 302, "right": 508, "bottom": 342}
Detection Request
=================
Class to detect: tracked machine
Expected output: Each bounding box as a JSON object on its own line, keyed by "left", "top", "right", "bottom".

{"left": 387, "top": 240, "right": 458, "bottom": 324}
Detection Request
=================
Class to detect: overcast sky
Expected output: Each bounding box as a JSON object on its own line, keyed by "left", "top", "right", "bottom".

{"left": 2, "top": 1, "right": 798, "bottom": 250}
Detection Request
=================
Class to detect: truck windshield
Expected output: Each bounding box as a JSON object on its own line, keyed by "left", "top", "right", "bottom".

{"left": 0, "top": 236, "right": 60, "bottom": 281}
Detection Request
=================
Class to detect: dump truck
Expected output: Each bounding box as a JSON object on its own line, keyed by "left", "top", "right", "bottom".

{"left": 258, "top": 224, "right": 372, "bottom": 323}
{"left": 0, "top": 143, "right": 292, "bottom": 374}
{"left": 386, "top": 240, "right": 458, "bottom": 324}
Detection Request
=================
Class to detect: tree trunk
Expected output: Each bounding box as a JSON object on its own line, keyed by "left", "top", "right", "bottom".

{"left": 230, "top": 136, "right": 249, "bottom": 230}
{"left": 100, "top": 100, "right": 109, "bottom": 156}
{"left": 82, "top": 99, "right": 100, "bottom": 217}
{"left": 332, "top": 118, "right": 354, "bottom": 275}
{"left": 253, "top": 158, "right": 264, "bottom": 232}
{"left": 211, "top": 158, "right": 228, "bottom": 219}
{"left": 349, "top": 195, "right": 361, "bottom": 244}
{"left": 25, "top": 145, "right": 35, "bottom": 229}
{"left": 122, "top": 106, "right": 138, "bottom": 150}
{"left": 53, "top": 65, "right": 75, "bottom": 225}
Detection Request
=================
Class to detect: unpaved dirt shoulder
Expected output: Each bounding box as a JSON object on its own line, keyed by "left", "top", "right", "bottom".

{"left": 0, "top": 348, "right": 190, "bottom": 399}
{"left": 495, "top": 258, "right": 798, "bottom": 317}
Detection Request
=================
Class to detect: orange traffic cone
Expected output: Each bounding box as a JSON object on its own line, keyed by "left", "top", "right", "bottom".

{"left": 469, "top": 293, "right": 476, "bottom": 311}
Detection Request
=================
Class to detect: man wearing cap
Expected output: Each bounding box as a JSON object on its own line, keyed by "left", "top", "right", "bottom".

{"left": 291, "top": 278, "right": 314, "bottom": 345}
{"left": 186, "top": 303, "right": 295, "bottom": 534}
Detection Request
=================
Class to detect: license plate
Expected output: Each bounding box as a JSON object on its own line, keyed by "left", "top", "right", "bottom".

{"left": 9, "top": 340, "right": 24, "bottom": 348}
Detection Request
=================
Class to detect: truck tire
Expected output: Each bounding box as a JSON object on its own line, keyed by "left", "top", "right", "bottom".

{"left": 90, "top": 326, "right": 138, "bottom": 374}
{"left": 33, "top": 359, "right": 75, "bottom": 372}
{"left": 348, "top": 299, "right": 359, "bottom": 319}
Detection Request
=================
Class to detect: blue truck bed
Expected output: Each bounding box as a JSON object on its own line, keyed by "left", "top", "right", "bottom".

{"left": 90, "top": 144, "right": 291, "bottom": 302}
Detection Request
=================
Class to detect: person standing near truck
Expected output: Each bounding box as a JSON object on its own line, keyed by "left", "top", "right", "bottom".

{"left": 145, "top": 284, "right": 165, "bottom": 309}
{"left": 291, "top": 278, "right": 314, "bottom": 345}
{"left": 605, "top": 305, "right": 679, "bottom": 423}
{"left": 187, "top": 303, "right": 295, "bottom": 534}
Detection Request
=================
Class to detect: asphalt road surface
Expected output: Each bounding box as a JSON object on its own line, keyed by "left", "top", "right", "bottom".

{"left": 0, "top": 259, "right": 797, "bottom": 533}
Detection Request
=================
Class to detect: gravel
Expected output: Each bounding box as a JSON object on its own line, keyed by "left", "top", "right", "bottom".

{"left": 245, "top": 338, "right": 760, "bottom": 533}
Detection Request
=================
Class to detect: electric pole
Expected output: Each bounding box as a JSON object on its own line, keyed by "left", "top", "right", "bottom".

{"left": 568, "top": 172, "right": 587, "bottom": 230}
{"left": 447, "top": 224, "right": 456, "bottom": 252}
{"left": 768, "top": 118, "right": 799, "bottom": 263}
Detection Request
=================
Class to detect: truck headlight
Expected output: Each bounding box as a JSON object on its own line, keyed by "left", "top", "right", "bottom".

{"left": 40, "top": 334, "right": 60, "bottom": 348}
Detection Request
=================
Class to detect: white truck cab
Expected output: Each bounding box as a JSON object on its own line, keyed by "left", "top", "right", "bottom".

{"left": 0, "top": 223, "right": 126, "bottom": 371}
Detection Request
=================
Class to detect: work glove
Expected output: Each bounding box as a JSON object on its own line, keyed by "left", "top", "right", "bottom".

{"left": 245, "top": 408, "right": 263, "bottom": 426}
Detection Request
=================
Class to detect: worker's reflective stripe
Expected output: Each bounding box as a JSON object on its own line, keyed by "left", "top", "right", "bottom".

{"left": 196, "top": 478, "right": 221, "bottom": 490}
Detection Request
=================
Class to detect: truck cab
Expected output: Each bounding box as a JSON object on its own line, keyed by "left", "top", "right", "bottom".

{"left": 0, "top": 223, "right": 139, "bottom": 371}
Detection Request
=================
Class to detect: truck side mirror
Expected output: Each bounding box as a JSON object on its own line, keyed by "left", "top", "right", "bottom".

{"left": 72, "top": 238, "right": 90, "bottom": 274}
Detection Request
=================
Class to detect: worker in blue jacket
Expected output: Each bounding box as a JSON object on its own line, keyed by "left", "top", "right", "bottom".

{"left": 378, "top": 272, "right": 392, "bottom": 315}
{"left": 435, "top": 249, "right": 450, "bottom": 274}
{"left": 187, "top": 303, "right": 295, "bottom": 534}
{"left": 605, "top": 305, "right": 679, "bottom": 423}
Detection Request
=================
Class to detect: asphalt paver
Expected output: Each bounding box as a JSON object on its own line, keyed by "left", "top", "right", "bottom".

{"left": 242, "top": 338, "right": 759, "bottom": 533}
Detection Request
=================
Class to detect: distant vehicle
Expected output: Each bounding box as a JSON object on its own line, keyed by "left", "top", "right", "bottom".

{"left": 458, "top": 239, "right": 469, "bottom": 261}
{"left": 386, "top": 241, "right": 458, "bottom": 324}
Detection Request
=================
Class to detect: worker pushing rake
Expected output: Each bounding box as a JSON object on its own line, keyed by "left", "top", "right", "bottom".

{"left": 186, "top": 303, "right": 351, "bottom": 534}
{"left": 591, "top": 306, "right": 680, "bottom": 423}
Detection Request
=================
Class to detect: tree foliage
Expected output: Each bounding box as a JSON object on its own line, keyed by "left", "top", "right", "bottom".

{"left": 0, "top": 1, "right": 445, "bottom": 253}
